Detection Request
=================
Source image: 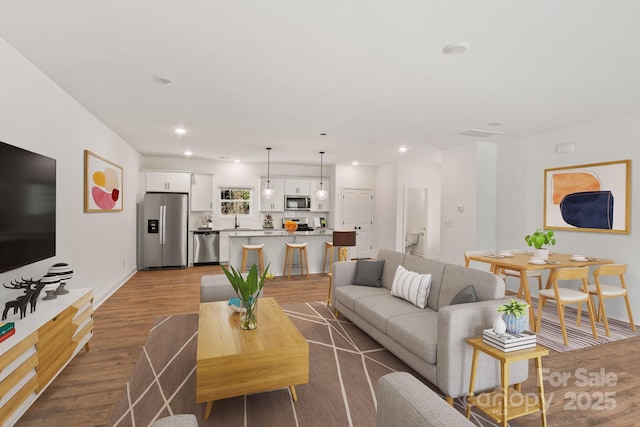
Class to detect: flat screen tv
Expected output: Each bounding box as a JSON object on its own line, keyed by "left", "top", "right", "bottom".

{"left": 0, "top": 141, "right": 56, "bottom": 273}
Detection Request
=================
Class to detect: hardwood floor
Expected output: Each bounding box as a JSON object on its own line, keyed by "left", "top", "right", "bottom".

{"left": 14, "top": 266, "right": 640, "bottom": 426}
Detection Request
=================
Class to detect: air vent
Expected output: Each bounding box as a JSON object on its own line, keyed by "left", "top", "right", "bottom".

{"left": 459, "top": 128, "right": 504, "bottom": 138}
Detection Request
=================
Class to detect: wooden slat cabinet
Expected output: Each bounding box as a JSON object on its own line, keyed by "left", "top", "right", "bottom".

{"left": 0, "top": 289, "right": 93, "bottom": 426}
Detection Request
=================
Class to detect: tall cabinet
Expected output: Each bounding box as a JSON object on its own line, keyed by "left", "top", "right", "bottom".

{"left": 0, "top": 289, "right": 94, "bottom": 426}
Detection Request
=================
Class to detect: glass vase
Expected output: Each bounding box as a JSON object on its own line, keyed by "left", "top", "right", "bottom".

{"left": 502, "top": 313, "right": 526, "bottom": 334}
{"left": 240, "top": 299, "right": 258, "bottom": 330}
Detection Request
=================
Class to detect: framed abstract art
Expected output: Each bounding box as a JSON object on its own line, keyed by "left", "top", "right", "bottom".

{"left": 544, "top": 159, "right": 630, "bottom": 233}
{"left": 84, "top": 150, "right": 123, "bottom": 212}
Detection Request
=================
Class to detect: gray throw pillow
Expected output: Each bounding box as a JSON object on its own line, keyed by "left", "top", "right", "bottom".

{"left": 449, "top": 284, "right": 478, "bottom": 305}
{"left": 353, "top": 259, "right": 385, "bottom": 287}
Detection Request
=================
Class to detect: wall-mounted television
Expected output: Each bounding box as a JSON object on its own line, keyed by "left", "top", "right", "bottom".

{"left": 0, "top": 141, "right": 56, "bottom": 273}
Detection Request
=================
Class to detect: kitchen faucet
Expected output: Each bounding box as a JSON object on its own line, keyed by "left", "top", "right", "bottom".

{"left": 234, "top": 214, "right": 239, "bottom": 229}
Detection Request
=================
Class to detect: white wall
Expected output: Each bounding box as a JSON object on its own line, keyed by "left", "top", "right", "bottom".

{"left": 0, "top": 37, "right": 141, "bottom": 306}
{"left": 496, "top": 111, "right": 640, "bottom": 322}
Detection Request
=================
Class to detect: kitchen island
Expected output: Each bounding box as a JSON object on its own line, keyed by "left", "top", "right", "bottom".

{"left": 223, "top": 229, "right": 334, "bottom": 276}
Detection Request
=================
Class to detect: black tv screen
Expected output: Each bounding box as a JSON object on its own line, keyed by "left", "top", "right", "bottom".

{"left": 0, "top": 141, "right": 56, "bottom": 273}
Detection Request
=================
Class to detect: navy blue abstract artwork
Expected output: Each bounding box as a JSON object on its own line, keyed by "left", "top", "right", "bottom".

{"left": 559, "top": 191, "right": 614, "bottom": 229}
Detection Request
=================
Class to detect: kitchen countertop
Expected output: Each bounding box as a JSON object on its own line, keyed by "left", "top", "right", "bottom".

{"left": 191, "top": 228, "right": 333, "bottom": 234}
{"left": 222, "top": 229, "right": 333, "bottom": 237}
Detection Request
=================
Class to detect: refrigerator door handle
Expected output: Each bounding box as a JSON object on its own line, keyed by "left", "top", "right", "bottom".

{"left": 160, "top": 205, "right": 166, "bottom": 245}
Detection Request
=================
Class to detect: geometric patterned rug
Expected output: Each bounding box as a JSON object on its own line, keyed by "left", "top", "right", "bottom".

{"left": 529, "top": 297, "right": 638, "bottom": 353}
{"left": 109, "top": 302, "right": 514, "bottom": 427}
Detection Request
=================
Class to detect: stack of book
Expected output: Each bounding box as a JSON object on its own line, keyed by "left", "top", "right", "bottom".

{"left": 0, "top": 322, "right": 15, "bottom": 343}
{"left": 482, "top": 328, "right": 536, "bottom": 352}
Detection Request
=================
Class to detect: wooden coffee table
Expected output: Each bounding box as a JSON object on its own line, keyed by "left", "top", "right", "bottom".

{"left": 196, "top": 297, "right": 309, "bottom": 419}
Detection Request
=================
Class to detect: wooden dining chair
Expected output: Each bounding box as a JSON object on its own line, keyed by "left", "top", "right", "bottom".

{"left": 500, "top": 249, "right": 543, "bottom": 298}
{"left": 586, "top": 264, "right": 635, "bottom": 337}
{"left": 536, "top": 266, "right": 598, "bottom": 346}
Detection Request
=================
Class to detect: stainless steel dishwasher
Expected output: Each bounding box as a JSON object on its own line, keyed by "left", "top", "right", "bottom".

{"left": 193, "top": 230, "right": 220, "bottom": 265}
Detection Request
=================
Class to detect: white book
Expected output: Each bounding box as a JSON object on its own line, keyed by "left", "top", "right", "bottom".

{"left": 483, "top": 328, "right": 536, "bottom": 344}
{"left": 483, "top": 338, "right": 536, "bottom": 352}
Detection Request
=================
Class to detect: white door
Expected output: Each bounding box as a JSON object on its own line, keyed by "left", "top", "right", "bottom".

{"left": 342, "top": 188, "right": 373, "bottom": 259}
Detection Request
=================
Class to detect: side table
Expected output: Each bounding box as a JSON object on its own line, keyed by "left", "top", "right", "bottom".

{"left": 466, "top": 337, "right": 549, "bottom": 427}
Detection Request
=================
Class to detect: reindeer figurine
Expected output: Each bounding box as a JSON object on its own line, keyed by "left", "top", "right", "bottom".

{"left": 2, "top": 277, "right": 41, "bottom": 320}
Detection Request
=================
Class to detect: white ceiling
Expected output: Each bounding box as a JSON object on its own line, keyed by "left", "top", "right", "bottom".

{"left": 1, "top": 1, "right": 639, "bottom": 166}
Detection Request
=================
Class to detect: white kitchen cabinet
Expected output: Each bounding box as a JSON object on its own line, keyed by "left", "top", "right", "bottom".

{"left": 146, "top": 171, "right": 191, "bottom": 193}
{"left": 284, "top": 178, "right": 310, "bottom": 196}
{"left": 310, "top": 178, "right": 331, "bottom": 212}
{"left": 191, "top": 173, "right": 214, "bottom": 211}
{"left": 219, "top": 232, "right": 230, "bottom": 263}
{"left": 258, "top": 177, "right": 285, "bottom": 211}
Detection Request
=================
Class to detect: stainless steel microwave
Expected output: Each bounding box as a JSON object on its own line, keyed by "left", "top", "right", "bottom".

{"left": 285, "top": 196, "right": 311, "bottom": 211}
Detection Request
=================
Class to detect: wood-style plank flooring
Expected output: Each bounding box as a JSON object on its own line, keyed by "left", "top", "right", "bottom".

{"left": 15, "top": 266, "right": 640, "bottom": 426}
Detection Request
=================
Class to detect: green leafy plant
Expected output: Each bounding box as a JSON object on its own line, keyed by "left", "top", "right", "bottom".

{"left": 524, "top": 229, "right": 556, "bottom": 249}
{"left": 497, "top": 299, "right": 529, "bottom": 318}
{"left": 221, "top": 263, "right": 270, "bottom": 329}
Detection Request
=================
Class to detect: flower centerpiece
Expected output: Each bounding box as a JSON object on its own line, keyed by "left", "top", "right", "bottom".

{"left": 524, "top": 229, "right": 556, "bottom": 260}
{"left": 284, "top": 220, "right": 298, "bottom": 233}
{"left": 221, "top": 263, "right": 269, "bottom": 330}
{"left": 497, "top": 299, "right": 529, "bottom": 334}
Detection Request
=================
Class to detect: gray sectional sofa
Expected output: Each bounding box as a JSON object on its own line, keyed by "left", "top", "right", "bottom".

{"left": 331, "top": 249, "right": 528, "bottom": 401}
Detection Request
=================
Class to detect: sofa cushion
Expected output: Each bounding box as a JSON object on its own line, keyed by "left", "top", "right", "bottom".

{"left": 354, "top": 294, "right": 424, "bottom": 333}
{"left": 387, "top": 310, "right": 439, "bottom": 364}
{"left": 353, "top": 259, "right": 385, "bottom": 287}
{"left": 377, "top": 249, "right": 406, "bottom": 290}
{"left": 449, "top": 284, "right": 478, "bottom": 305}
{"left": 391, "top": 265, "right": 431, "bottom": 309}
{"left": 334, "top": 285, "right": 390, "bottom": 312}
{"left": 402, "top": 254, "right": 446, "bottom": 311}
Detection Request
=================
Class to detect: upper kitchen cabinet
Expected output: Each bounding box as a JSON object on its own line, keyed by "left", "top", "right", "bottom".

{"left": 191, "top": 173, "right": 214, "bottom": 211}
{"left": 310, "top": 178, "right": 331, "bottom": 212}
{"left": 284, "top": 178, "right": 311, "bottom": 196}
{"left": 258, "top": 177, "right": 285, "bottom": 211}
{"left": 146, "top": 171, "right": 191, "bottom": 193}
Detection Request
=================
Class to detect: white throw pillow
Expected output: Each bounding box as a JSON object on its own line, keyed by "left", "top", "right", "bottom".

{"left": 391, "top": 265, "right": 432, "bottom": 309}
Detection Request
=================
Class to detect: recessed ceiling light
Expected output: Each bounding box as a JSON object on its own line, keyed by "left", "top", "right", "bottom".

{"left": 174, "top": 127, "right": 186, "bottom": 135}
{"left": 153, "top": 75, "right": 174, "bottom": 85}
{"left": 442, "top": 42, "right": 470, "bottom": 55}
{"left": 398, "top": 147, "right": 408, "bottom": 153}
{"left": 234, "top": 159, "right": 240, "bottom": 163}
{"left": 352, "top": 161, "right": 359, "bottom": 166}
{"left": 184, "top": 151, "right": 192, "bottom": 157}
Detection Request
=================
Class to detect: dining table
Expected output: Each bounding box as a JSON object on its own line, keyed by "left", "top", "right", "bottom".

{"left": 466, "top": 251, "right": 614, "bottom": 332}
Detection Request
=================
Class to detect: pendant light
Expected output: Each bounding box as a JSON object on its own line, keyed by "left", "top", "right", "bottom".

{"left": 262, "top": 147, "right": 274, "bottom": 199}
{"left": 316, "top": 151, "right": 328, "bottom": 201}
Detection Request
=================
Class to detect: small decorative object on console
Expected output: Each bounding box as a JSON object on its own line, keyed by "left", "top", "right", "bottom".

{"left": 40, "top": 273, "right": 61, "bottom": 300}
{"left": 48, "top": 262, "right": 73, "bottom": 295}
{"left": 2, "top": 277, "right": 45, "bottom": 320}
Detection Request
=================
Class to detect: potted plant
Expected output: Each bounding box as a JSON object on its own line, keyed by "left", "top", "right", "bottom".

{"left": 221, "top": 263, "right": 269, "bottom": 330}
{"left": 497, "top": 299, "right": 529, "bottom": 334}
{"left": 524, "top": 229, "right": 556, "bottom": 260}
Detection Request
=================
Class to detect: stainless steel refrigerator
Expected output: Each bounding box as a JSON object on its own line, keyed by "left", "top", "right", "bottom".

{"left": 141, "top": 193, "right": 188, "bottom": 269}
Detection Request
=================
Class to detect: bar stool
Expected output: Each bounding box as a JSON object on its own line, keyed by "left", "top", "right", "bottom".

{"left": 284, "top": 242, "right": 309, "bottom": 280}
{"left": 241, "top": 244, "right": 265, "bottom": 275}
{"left": 323, "top": 241, "right": 334, "bottom": 274}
